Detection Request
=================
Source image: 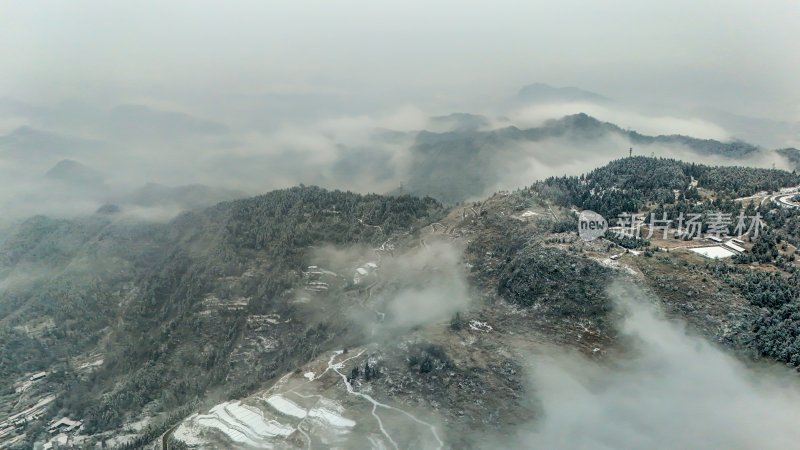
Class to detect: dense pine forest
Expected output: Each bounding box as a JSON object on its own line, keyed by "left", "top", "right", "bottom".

{"left": 529, "top": 156, "right": 800, "bottom": 218}
{"left": 0, "top": 187, "right": 444, "bottom": 433}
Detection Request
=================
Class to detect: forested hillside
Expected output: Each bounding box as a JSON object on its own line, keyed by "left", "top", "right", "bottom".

{"left": 523, "top": 157, "right": 800, "bottom": 374}
{"left": 529, "top": 156, "right": 800, "bottom": 218}
{"left": 4, "top": 158, "right": 800, "bottom": 448}
{"left": 0, "top": 186, "right": 444, "bottom": 433}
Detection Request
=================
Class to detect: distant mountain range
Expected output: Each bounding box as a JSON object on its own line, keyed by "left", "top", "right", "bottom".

{"left": 517, "top": 82, "right": 610, "bottom": 104}
{"left": 402, "top": 113, "right": 797, "bottom": 203}
{"left": 45, "top": 159, "right": 105, "bottom": 187}
{"left": 0, "top": 126, "right": 105, "bottom": 163}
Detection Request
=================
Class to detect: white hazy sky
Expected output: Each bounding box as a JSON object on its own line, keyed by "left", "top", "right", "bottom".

{"left": 1, "top": 0, "right": 798, "bottom": 120}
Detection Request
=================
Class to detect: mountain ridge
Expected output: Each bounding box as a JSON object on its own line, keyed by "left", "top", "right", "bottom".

{"left": 3, "top": 156, "right": 800, "bottom": 448}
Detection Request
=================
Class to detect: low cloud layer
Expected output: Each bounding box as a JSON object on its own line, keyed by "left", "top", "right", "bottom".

{"left": 380, "top": 240, "right": 471, "bottom": 329}
{"left": 504, "top": 283, "right": 800, "bottom": 450}
{"left": 1, "top": 90, "right": 798, "bottom": 225}
{"left": 310, "top": 240, "right": 472, "bottom": 335}
{"left": 507, "top": 101, "right": 732, "bottom": 141}
{"left": 1, "top": 1, "right": 798, "bottom": 224}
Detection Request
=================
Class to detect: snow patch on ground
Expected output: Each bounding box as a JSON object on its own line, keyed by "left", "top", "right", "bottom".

{"left": 265, "top": 395, "right": 307, "bottom": 419}
{"left": 78, "top": 358, "right": 104, "bottom": 370}
{"left": 174, "top": 401, "right": 294, "bottom": 448}
{"left": 597, "top": 257, "right": 638, "bottom": 275}
{"left": 173, "top": 414, "right": 205, "bottom": 447}
{"left": 308, "top": 407, "right": 356, "bottom": 428}
{"left": 468, "top": 320, "right": 493, "bottom": 332}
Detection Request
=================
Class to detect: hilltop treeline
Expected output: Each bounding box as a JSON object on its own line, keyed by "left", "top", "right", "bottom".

{"left": 527, "top": 156, "right": 800, "bottom": 218}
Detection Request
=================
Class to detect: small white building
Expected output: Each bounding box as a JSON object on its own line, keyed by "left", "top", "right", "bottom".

{"left": 43, "top": 433, "right": 69, "bottom": 450}
{"left": 49, "top": 417, "right": 82, "bottom": 433}
{"left": 30, "top": 371, "right": 46, "bottom": 382}
{"left": 304, "top": 281, "right": 328, "bottom": 292}
{"left": 353, "top": 262, "right": 379, "bottom": 285}
{"left": 724, "top": 240, "right": 746, "bottom": 253}
{"left": 353, "top": 267, "right": 369, "bottom": 285}
{"left": 690, "top": 246, "right": 736, "bottom": 259}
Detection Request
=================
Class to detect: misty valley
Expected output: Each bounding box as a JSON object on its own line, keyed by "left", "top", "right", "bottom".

{"left": 2, "top": 2, "right": 800, "bottom": 449}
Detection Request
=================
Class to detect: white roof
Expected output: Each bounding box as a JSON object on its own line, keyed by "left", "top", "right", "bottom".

{"left": 690, "top": 246, "right": 736, "bottom": 259}
{"left": 724, "top": 240, "right": 746, "bottom": 253}
{"left": 355, "top": 268, "right": 368, "bottom": 275}
{"left": 50, "top": 417, "right": 81, "bottom": 429}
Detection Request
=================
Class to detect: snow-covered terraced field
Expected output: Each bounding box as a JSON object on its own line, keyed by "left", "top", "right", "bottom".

{"left": 174, "top": 400, "right": 295, "bottom": 448}
{"left": 265, "top": 395, "right": 307, "bottom": 419}
{"left": 307, "top": 406, "right": 356, "bottom": 428}
{"left": 173, "top": 350, "right": 440, "bottom": 449}
{"left": 173, "top": 393, "right": 357, "bottom": 448}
